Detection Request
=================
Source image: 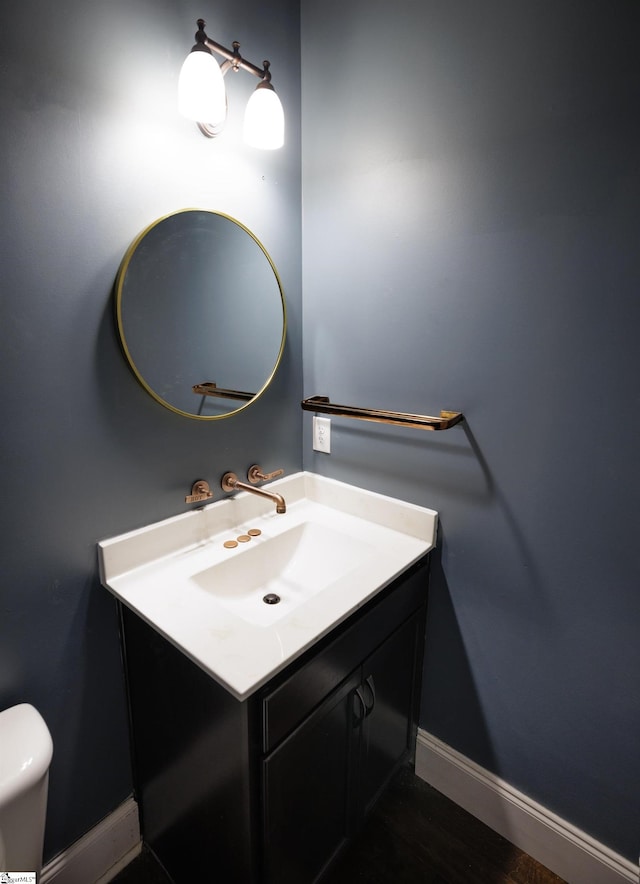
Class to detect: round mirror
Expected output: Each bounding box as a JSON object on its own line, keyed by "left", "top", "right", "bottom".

{"left": 115, "top": 209, "right": 286, "bottom": 420}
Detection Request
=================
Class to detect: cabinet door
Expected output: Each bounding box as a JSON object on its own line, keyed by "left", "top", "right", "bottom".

{"left": 262, "top": 671, "right": 360, "bottom": 884}
{"left": 357, "top": 613, "right": 421, "bottom": 822}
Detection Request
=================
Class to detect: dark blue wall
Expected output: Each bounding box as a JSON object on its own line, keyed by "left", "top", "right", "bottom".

{"left": 301, "top": 0, "right": 640, "bottom": 862}
{"left": 4, "top": 0, "right": 639, "bottom": 868}
{"left": 0, "top": 0, "right": 301, "bottom": 861}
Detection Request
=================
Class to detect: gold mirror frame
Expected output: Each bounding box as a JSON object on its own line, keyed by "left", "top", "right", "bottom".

{"left": 115, "top": 209, "right": 287, "bottom": 421}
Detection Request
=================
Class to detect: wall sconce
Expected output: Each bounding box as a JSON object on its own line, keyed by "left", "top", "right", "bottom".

{"left": 178, "top": 19, "right": 284, "bottom": 150}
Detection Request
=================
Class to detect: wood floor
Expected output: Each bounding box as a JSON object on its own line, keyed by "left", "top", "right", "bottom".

{"left": 112, "top": 766, "right": 565, "bottom": 883}
{"left": 322, "top": 766, "right": 565, "bottom": 884}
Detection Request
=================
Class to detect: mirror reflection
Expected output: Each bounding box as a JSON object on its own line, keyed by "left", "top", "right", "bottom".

{"left": 115, "top": 209, "right": 286, "bottom": 420}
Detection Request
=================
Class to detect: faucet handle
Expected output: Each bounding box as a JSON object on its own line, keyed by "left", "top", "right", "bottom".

{"left": 221, "top": 472, "right": 239, "bottom": 493}
{"left": 247, "top": 464, "right": 284, "bottom": 485}
{"left": 185, "top": 480, "right": 213, "bottom": 504}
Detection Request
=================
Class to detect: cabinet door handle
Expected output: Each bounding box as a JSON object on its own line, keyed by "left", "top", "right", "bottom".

{"left": 353, "top": 688, "right": 367, "bottom": 726}
{"left": 363, "top": 676, "right": 376, "bottom": 717}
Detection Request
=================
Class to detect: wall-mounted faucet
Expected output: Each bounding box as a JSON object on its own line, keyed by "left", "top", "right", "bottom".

{"left": 221, "top": 469, "right": 286, "bottom": 514}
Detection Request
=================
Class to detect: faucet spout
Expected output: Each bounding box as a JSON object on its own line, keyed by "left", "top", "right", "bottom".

{"left": 221, "top": 472, "right": 287, "bottom": 514}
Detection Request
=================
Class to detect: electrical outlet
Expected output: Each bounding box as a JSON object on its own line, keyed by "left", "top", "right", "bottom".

{"left": 313, "top": 416, "right": 331, "bottom": 453}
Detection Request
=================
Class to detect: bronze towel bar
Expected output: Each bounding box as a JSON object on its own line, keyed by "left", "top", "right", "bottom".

{"left": 193, "top": 383, "right": 255, "bottom": 401}
{"left": 301, "top": 396, "right": 464, "bottom": 431}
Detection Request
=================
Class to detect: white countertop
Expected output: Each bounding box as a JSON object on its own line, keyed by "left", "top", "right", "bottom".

{"left": 99, "top": 472, "right": 438, "bottom": 700}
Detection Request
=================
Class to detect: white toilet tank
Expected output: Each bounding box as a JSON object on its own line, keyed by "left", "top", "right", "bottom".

{"left": 0, "top": 703, "right": 53, "bottom": 874}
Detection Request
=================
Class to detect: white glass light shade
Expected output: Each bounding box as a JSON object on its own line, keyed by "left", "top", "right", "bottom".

{"left": 178, "top": 50, "right": 226, "bottom": 125}
{"left": 243, "top": 86, "right": 285, "bottom": 150}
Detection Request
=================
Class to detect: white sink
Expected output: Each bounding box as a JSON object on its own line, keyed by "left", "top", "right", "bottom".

{"left": 98, "top": 472, "right": 437, "bottom": 699}
{"left": 192, "top": 521, "right": 373, "bottom": 627}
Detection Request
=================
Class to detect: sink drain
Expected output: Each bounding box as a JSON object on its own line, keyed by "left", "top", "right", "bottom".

{"left": 263, "top": 593, "right": 281, "bottom": 605}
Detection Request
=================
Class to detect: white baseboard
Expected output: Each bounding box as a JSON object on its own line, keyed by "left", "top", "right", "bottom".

{"left": 38, "top": 746, "right": 639, "bottom": 884}
{"left": 415, "top": 730, "right": 638, "bottom": 884}
{"left": 40, "top": 797, "right": 141, "bottom": 884}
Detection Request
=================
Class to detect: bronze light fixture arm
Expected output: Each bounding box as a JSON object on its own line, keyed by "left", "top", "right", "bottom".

{"left": 195, "top": 20, "right": 273, "bottom": 83}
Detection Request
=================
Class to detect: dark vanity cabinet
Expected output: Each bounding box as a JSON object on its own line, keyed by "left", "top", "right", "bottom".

{"left": 120, "top": 556, "right": 430, "bottom": 884}
{"left": 262, "top": 612, "right": 422, "bottom": 884}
